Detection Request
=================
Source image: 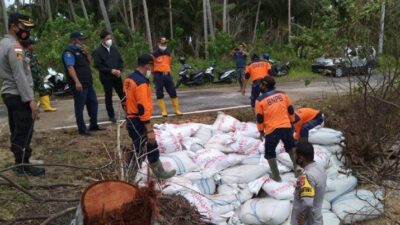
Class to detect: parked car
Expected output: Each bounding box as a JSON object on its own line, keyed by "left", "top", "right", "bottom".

{"left": 311, "top": 47, "right": 377, "bottom": 77}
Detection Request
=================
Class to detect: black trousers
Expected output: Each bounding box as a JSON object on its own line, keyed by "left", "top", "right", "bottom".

{"left": 100, "top": 77, "right": 125, "bottom": 119}
{"left": 2, "top": 94, "right": 34, "bottom": 164}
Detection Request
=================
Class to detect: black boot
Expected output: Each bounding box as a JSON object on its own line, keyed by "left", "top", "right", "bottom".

{"left": 13, "top": 151, "right": 46, "bottom": 176}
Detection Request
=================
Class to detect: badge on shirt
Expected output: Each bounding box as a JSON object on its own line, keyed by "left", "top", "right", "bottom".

{"left": 14, "top": 43, "right": 24, "bottom": 61}
{"left": 298, "top": 174, "right": 315, "bottom": 198}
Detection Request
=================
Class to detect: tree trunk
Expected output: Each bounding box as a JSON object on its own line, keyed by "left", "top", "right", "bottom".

{"left": 222, "top": 0, "right": 227, "bottom": 32}
{"left": 80, "top": 0, "right": 89, "bottom": 21}
{"left": 252, "top": 0, "right": 261, "bottom": 44}
{"left": 206, "top": 0, "right": 215, "bottom": 40}
{"left": 169, "top": 0, "right": 173, "bottom": 39}
{"left": 1, "top": 0, "right": 7, "bottom": 33}
{"left": 122, "top": 0, "right": 129, "bottom": 30}
{"left": 46, "top": 0, "right": 52, "bottom": 21}
{"left": 128, "top": 0, "right": 135, "bottom": 32}
{"left": 15, "top": 0, "right": 21, "bottom": 11}
{"left": 68, "top": 0, "right": 77, "bottom": 23}
{"left": 203, "top": 0, "right": 208, "bottom": 59}
{"left": 99, "top": 0, "right": 112, "bottom": 32}
{"left": 378, "top": 0, "right": 386, "bottom": 54}
{"left": 288, "top": 0, "right": 291, "bottom": 44}
{"left": 142, "top": 0, "right": 153, "bottom": 51}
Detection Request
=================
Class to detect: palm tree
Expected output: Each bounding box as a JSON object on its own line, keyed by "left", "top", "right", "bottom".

{"left": 206, "top": 0, "right": 215, "bottom": 39}
{"left": 128, "top": 0, "right": 135, "bottom": 32}
{"left": 169, "top": 0, "right": 173, "bottom": 38}
{"left": 223, "top": 0, "right": 227, "bottom": 32}
{"left": 142, "top": 0, "right": 153, "bottom": 51}
{"left": 80, "top": 0, "right": 89, "bottom": 20}
{"left": 68, "top": 0, "right": 77, "bottom": 23}
{"left": 252, "top": 0, "right": 262, "bottom": 44}
{"left": 46, "top": 0, "right": 52, "bottom": 21}
{"left": 99, "top": 0, "right": 112, "bottom": 32}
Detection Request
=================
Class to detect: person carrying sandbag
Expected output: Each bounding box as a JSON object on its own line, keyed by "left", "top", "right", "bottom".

{"left": 255, "top": 77, "right": 296, "bottom": 182}
{"left": 123, "top": 54, "right": 176, "bottom": 181}
{"left": 293, "top": 108, "right": 324, "bottom": 143}
{"left": 291, "top": 142, "right": 327, "bottom": 225}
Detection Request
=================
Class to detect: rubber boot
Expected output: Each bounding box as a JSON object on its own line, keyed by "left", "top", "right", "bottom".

{"left": 150, "top": 160, "right": 176, "bottom": 180}
{"left": 171, "top": 97, "right": 183, "bottom": 116}
{"left": 267, "top": 159, "right": 282, "bottom": 182}
{"left": 157, "top": 99, "right": 168, "bottom": 117}
{"left": 288, "top": 149, "right": 298, "bottom": 177}
{"left": 40, "top": 95, "right": 57, "bottom": 112}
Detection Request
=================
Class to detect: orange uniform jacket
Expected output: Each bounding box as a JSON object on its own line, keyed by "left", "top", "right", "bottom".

{"left": 152, "top": 49, "right": 172, "bottom": 73}
{"left": 124, "top": 70, "right": 153, "bottom": 123}
{"left": 245, "top": 61, "right": 271, "bottom": 82}
{"left": 255, "top": 90, "right": 295, "bottom": 135}
{"left": 293, "top": 108, "right": 320, "bottom": 140}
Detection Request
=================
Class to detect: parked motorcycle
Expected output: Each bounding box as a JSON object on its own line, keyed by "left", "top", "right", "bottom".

{"left": 175, "top": 56, "right": 214, "bottom": 88}
{"left": 43, "top": 68, "right": 72, "bottom": 96}
{"left": 263, "top": 53, "right": 290, "bottom": 77}
{"left": 207, "top": 64, "right": 238, "bottom": 84}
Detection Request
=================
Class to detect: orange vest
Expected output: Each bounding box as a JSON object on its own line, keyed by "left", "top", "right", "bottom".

{"left": 152, "top": 49, "right": 172, "bottom": 73}
{"left": 293, "top": 108, "right": 320, "bottom": 140}
{"left": 245, "top": 61, "right": 271, "bottom": 82}
{"left": 124, "top": 70, "right": 153, "bottom": 122}
{"left": 255, "top": 90, "right": 294, "bottom": 135}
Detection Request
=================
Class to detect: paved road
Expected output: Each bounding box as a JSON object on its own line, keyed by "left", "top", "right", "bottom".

{"left": 0, "top": 76, "right": 382, "bottom": 131}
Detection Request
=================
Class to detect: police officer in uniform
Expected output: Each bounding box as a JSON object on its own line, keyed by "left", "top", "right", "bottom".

{"left": 0, "top": 13, "right": 45, "bottom": 176}
{"left": 22, "top": 39, "right": 57, "bottom": 112}
{"left": 291, "top": 142, "right": 327, "bottom": 225}
{"left": 152, "top": 37, "right": 182, "bottom": 117}
{"left": 62, "top": 31, "right": 103, "bottom": 135}
{"left": 123, "top": 54, "right": 176, "bottom": 180}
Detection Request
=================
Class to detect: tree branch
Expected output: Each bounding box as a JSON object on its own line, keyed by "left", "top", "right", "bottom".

{"left": 39, "top": 207, "right": 77, "bottom": 225}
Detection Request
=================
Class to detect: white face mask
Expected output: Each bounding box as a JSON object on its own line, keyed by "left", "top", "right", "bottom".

{"left": 105, "top": 39, "right": 112, "bottom": 47}
{"left": 145, "top": 70, "right": 152, "bottom": 79}
{"left": 159, "top": 46, "right": 167, "bottom": 51}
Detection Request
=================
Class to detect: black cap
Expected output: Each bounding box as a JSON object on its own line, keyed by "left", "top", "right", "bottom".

{"left": 296, "top": 142, "right": 314, "bottom": 161}
{"left": 260, "top": 76, "right": 276, "bottom": 89}
{"left": 138, "top": 54, "right": 153, "bottom": 66}
{"left": 70, "top": 31, "right": 85, "bottom": 40}
{"left": 251, "top": 54, "right": 260, "bottom": 61}
{"left": 100, "top": 30, "right": 111, "bottom": 39}
{"left": 8, "top": 13, "right": 34, "bottom": 28}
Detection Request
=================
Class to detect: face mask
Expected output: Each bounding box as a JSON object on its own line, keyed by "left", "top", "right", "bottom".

{"left": 145, "top": 70, "right": 152, "bottom": 79}
{"left": 105, "top": 39, "right": 112, "bottom": 47}
{"left": 159, "top": 46, "right": 167, "bottom": 51}
{"left": 16, "top": 27, "right": 30, "bottom": 41}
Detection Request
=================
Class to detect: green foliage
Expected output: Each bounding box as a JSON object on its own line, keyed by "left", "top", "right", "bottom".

{"left": 208, "top": 31, "right": 235, "bottom": 63}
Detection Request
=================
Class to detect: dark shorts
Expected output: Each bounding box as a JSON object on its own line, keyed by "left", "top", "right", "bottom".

{"left": 264, "top": 128, "right": 294, "bottom": 159}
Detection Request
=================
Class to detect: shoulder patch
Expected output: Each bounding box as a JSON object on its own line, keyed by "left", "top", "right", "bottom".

{"left": 298, "top": 175, "right": 315, "bottom": 198}
{"left": 14, "top": 47, "right": 24, "bottom": 60}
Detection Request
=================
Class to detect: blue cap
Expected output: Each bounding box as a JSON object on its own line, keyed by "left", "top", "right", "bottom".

{"left": 70, "top": 31, "right": 85, "bottom": 39}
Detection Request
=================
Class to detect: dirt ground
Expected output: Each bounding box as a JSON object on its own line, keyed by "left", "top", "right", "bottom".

{"left": 0, "top": 107, "right": 399, "bottom": 225}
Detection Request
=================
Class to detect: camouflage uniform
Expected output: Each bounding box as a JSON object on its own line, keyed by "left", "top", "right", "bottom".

{"left": 24, "top": 49, "right": 48, "bottom": 96}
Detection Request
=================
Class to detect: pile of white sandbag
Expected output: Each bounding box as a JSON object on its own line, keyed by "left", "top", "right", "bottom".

{"left": 142, "top": 112, "right": 383, "bottom": 225}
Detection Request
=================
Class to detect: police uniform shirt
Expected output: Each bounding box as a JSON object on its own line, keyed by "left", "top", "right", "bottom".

{"left": 291, "top": 162, "right": 327, "bottom": 225}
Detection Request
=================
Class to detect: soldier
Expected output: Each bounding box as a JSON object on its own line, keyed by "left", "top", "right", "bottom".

{"left": 22, "top": 39, "right": 57, "bottom": 112}
{"left": 291, "top": 142, "right": 327, "bottom": 225}
{"left": 0, "top": 13, "right": 45, "bottom": 176}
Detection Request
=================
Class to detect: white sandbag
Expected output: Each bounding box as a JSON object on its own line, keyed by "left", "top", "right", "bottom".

{"left": 193, "top": 125, "right": 214, "bottom": 144}
{"left": 181, "top": 191, "right": 235, "bottom": 224}
{"left": 308, "top": 126, "right": 345, "bottom": 145}
{"left": 277, "top": 152, "right": 293, "bottom": 169}
{"left": 191, "top": 149, "right": 242, "bottom": 172}
{"left": 183, "top": 171, "right": 216, "bottom": 195}
{"left": 332, "top": 190, "right": 384, "bottom": 224}
{"left": 325, "top": 175, "right": 357, "bottom": 202}
{"left": 205, "top": 133, "right": 235, "bottom": 153}
{"left": 155, "top": 129, "right": 182, "bottom": 153}
{"left": 238, "top": 198, "right": 291, "bottom": 225}
{"left": 208, "top": 186, "right": 253, "bottom": 205}
{"left": 228, "top": 132, "right": 262, "bottom": 155}
{"left": 213, "top": 112, "right": 241, "bottom": 133}
{"left": 155, "top": 123, "right": 201, "bottom": 139}
{"left": 235, "top": 122, "right": 259, "bottom": 139}
{"left": 248, "top": 176, "right": 296, "bottom": 200}
{"left": 161, "top": 176, "right": 200, "bottom": 195}
{"left": 160, "top": 151, "right": 199, "bottom": 175}
{"left": 181, "top": 137, "right": 203, "bottom": 151}
{"left": 217, "top": 165, "right": 268, "bottom": 184}
{"left": 325, "top": 144, "right": 344, "bottom": 154}
{"left": 322, "top": 210, "right": 341, "bottom": 225}
{"left": 239, "top": 154, "right": 262, "bottom": 165}
{"left": 322, "top": 200, "right": 331, "bottom": 210}
{"left": 313, "top": 145, "right": 332, "bottom": 169}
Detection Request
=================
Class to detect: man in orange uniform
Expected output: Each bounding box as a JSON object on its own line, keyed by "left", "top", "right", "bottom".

{"left": 255, "top": 77, "right": 297, "bottom": 181}
{"left": 293, "top": 108, "right": 324, "bottom": 143}
{"left": 242, "top": 54, "right": 271, "bottom": 110}
{"left": 152, "top": 37, "right": 182, "bottom": 117}
{"left": 123, "top": 54, "right": 176, "bottom": 181}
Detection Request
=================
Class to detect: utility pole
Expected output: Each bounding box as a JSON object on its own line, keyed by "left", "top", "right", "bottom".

{"left": 288, "top": 0, "right": 291, "bottom": 44}
{"left": 378, "top": 0, "right": 386, "bottom": 54}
